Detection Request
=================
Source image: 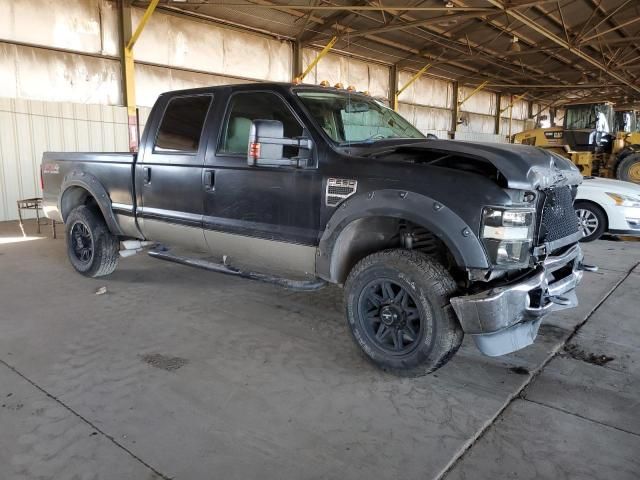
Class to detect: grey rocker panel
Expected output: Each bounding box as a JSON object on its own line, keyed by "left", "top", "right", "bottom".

{"left": 203, "top": 229, "right": 317, "bottom": 279}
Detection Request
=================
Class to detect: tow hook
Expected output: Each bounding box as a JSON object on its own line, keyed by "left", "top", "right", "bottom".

{"left": 578, "top": 263, "right": 598, "bottom": 273}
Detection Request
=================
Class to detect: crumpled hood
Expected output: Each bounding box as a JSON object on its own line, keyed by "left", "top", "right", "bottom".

{"left": 397, "top": 139, "right": 583, "bottom": 190}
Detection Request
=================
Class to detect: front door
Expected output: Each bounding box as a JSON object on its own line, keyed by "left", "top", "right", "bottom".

{"left": 202, "top": 91, "right": 321, "bottom": 278}
{"left": 136, "top": 94, "right": 214, "bottom": 252}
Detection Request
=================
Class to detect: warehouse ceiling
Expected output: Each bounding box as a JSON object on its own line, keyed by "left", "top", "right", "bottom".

{"left": 135, "top": 0, "right": 640, "bottom": 108}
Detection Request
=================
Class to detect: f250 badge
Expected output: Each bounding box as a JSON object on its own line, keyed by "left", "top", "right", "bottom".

{"left": 43, "top": 164, "right": 60, "bottom": 174}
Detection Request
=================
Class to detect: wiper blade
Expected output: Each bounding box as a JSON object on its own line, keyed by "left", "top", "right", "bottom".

{"left": 338, "top": 136, "right": 417, "bottom": 147}
{"left": 338, "top": 139, "right": 382, "bottom": 146}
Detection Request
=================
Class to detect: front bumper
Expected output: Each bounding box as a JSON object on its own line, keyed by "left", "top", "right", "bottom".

{"left": 451, "top": 244, "right": 584, "bottom": 357}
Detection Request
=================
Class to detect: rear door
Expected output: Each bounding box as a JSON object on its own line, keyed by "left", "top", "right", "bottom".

{"left": 136, "top": 93, "right": 213, "bottom": 252}
{"left": 202, "top": 90, "right": 321, "bottom": 278}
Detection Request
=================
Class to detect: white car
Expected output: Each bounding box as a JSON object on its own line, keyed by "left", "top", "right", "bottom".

{"left": 575, "top": 176, "right": 640, "bottom": 242}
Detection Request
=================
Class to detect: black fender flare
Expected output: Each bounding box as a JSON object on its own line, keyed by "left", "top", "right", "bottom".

{"left": 316, "top": 189, "right": 489, "bottom": 283}
{"left": 59, "top": 171, "right": 123, "bottom": 236}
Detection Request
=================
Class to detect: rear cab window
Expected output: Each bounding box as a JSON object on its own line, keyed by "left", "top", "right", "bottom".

{"left": 154, "top": 95, "right": 213, "bottom": 154}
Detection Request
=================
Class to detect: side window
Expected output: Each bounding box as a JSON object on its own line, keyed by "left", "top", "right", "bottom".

{"left": 154, "top": 95, "right": 212, "bottom": 153}
{"left": 219, "top": 92, "right": 303, "bottom": 155}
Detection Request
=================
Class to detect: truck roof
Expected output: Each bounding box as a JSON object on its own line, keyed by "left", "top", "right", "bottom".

{"left": 158, "top": 82, "right": 373, "bottom": 99}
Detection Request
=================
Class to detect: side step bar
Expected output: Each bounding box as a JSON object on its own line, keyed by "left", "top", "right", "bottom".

{"left": 148, "top": 249, "right": 326, "bottom": 292}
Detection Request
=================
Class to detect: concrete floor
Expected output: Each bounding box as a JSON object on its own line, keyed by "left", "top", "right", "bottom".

{"left": 1, "top": 219, "right": 639, "bottom": 480}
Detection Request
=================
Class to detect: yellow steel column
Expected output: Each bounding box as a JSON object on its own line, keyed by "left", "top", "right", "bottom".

{"left": 393, "top": 64, "right": 431, "bottom": 111}
{"left": 123, "top": 48, "right": 137, "bottom": 152}
{"left": 499, "top": 91, "right": 528, "bottom": 140}
{"left": 122, "top": 0, "right": 160, "bottom": 152}
{"left": 295, "top": 36, "right": 337, "bottom": 83}
{"left": 457, "top": 80, "right": 489, "bottom": 109}
{"left": 499, "top": 92, "right": 528, "bottom": 115}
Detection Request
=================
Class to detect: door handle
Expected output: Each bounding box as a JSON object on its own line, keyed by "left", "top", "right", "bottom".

{"left": 143, "top": 166, "right": 151, "bottom": 184}
{"left": 204, "top": 170, "right": 215, "bottom": 191}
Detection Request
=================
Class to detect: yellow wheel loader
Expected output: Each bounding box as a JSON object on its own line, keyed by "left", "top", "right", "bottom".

{"left": 513, "top": 103, "right": 640, "bottom": 184}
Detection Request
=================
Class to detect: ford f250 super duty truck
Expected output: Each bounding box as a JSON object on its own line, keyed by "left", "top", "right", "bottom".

{"left": 42, "top": 82, "right": 593, "bottom": 376}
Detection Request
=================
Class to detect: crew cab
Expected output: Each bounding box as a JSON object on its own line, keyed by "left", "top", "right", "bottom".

{"left": 42, "top": 82, "right": 591, "bottom": 376}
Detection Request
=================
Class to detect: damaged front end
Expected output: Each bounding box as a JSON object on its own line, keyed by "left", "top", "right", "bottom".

{"left": 451, "top": 244, "right": 593, "bottom": 356}
{"left": 451, "top": 157, "right": 590, "bottom": 357}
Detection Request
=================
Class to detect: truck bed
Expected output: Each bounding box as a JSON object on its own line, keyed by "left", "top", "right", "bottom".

{"left": 42, "top": 152, "right": 136, "bottom": 225}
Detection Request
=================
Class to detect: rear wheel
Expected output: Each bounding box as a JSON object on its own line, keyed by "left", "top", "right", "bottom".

{"left": 66, "top": 205, "right": 119, "bottom": 277}
{"left": 575, "top": 201, "right": 606, "bottom": 242}
{"left": 616, "top": 153, "right": 640, "bottom": 184}
{"left": 344, "top": 249, "right": 463, "bottom": 376}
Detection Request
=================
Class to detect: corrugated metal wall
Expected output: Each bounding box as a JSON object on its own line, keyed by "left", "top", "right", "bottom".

{"left": 0, "top": 1, "right": 292, "bottom": 108}
{"left": 0, "top": 42, "right": 123, "bottom": 105}
{"left": 0, "top": 0, "right": 123, "bottom": 104}
{"left": 135, "top": 64, "right": 249, "bottom": 108}
{"left": 498, "top": 94, "right": 532, "bottom": 136}
{"left": 132, "top": 6, "right": 292, "bottom": 105}
{"left": 0, "top": 97, "right": 150, "bottom": 221}
{"left": 458, "top": 88, "right": 497, "bottom": 135}
{"left": 0, "top": 0, "right": 120, "bottom": 56}
{"left": 302, "top": 49, "right": 390, "bottom": 100}
{"left": 397, "top": 72, "right": 452, "bottom": 138}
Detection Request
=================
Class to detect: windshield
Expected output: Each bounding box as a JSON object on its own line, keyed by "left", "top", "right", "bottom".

{"left": 296, "top": 90, "right": 425, "bottom": 145}
{"left": 615, "top": 111, "right": 638, "bottom": 133}
{"left": 564, "top": 104, "right": 613, "bottom": 132}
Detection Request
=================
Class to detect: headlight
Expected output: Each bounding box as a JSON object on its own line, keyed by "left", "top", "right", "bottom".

{"left": 481, "top": 207, "right": 535, "bottom": 267}
{"left": 605, "top": 192, "right": 640, "bottom": 208}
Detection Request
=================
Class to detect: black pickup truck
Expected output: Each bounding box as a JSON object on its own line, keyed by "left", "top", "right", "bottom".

{"left": 42, "top": 82, "right": 590, "bottom": 376}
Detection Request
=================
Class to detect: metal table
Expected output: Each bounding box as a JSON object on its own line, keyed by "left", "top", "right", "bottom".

{"left": 16, "top": 197, "right": 57, "bottom": 238}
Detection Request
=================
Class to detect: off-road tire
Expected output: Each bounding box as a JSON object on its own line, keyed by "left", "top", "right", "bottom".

{"left": 574, "top": 201, "right": 607, "bottom": 242}
{"left": 66, "top": 205, "right": 119, "bottom": 277}
{"left": 616, "top": 153, "right": 640, "bottom": 184}
{"left": 345, "top": 249, "right": 463, "bottom": 377}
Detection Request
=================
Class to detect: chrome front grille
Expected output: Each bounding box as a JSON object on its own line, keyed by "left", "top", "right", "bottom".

{"left": 537, "top": 186, "right": 580, "bottom": 244}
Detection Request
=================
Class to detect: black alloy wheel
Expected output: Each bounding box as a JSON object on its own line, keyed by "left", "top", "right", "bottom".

{"left": 70, "top": 221, "right": 94, "bottom": 264}
{"left": 358, "top": 279, "right": 423, "bottom": 356}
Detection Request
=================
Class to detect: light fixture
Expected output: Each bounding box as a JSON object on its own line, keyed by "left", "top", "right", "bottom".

{"left": 444, "top": 0, "right": 454, "bottom": 7}
{"left": 508, "top": 36, "right": 521, "bottom": 53}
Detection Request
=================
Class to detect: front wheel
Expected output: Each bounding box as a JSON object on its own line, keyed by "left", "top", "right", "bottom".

{"left": 575, "top": 201, "right": 607, "bottom": 242}
{"left": 344, "top": 249, "right": 463, "bottom": 376}
{"left": 65, "top": 205, "right": 119, "bottom": 277}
